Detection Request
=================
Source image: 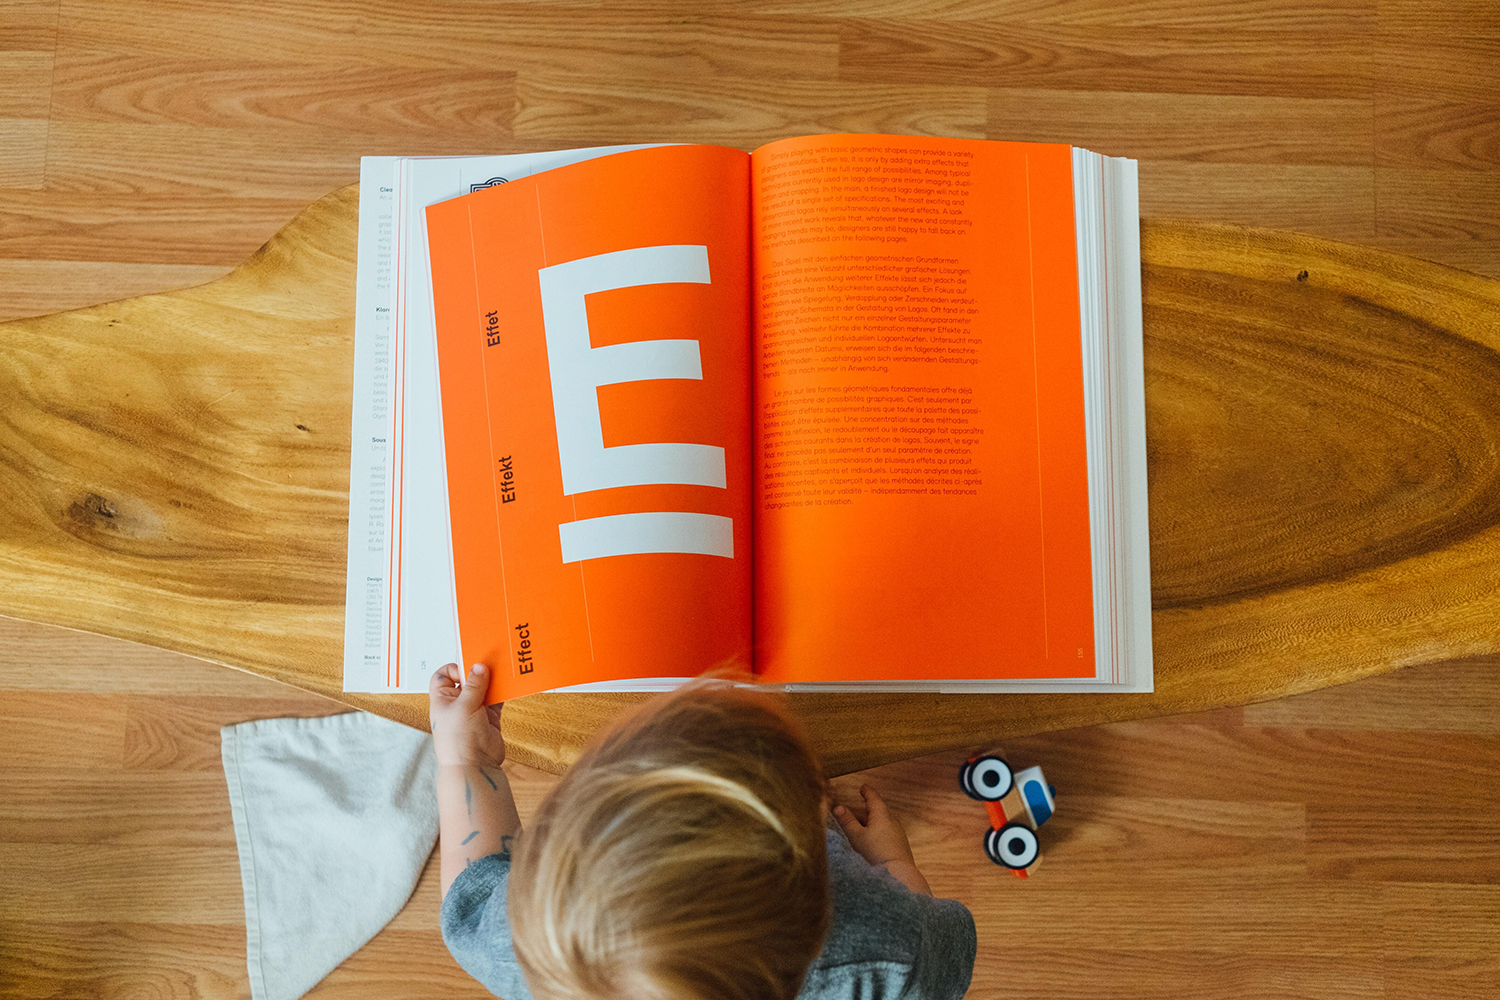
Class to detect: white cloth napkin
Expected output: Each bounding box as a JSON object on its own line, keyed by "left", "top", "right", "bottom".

{"left": 221, "top": 711, "right": 439, "bottom": 1000}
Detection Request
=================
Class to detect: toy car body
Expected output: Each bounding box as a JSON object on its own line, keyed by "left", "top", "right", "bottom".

{"left": 959, "top": 754, "right": 1056, "bottom": 876}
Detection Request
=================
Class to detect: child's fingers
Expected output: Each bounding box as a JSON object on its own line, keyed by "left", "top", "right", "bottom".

{"left": 455, "top": 663, "right": 489, "bottom": 706}
{"left": 832, "top": 803, "right": 864, "bottom": 833}
{"left": 430, "top": 664, "right": 460, "bottom": 697}
{"left": 860, "top": 785, "right": 890, "bottom": 822}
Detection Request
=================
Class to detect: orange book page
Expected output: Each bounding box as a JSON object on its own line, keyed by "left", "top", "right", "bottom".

{"left": 750, "top": 134, "right": 1095, "bottom": 683}
{"left": 426, "top": 145, "right": 754, "bottom": 702}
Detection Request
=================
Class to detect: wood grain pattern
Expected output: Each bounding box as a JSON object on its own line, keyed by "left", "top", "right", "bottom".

{"left": 121, "top": 696, "right": 348, "bottom": 771}
{"left": 986, "top": 89, "right": 1373, "bottom": 166}
{"left": 0, "top": 772, "right": 240, "bottom": 847}
{"left": 1375, "top": 168, "right": 1500, "bottom": 240}
{"left": 0, "top": 190, "right": 325, "bottom": 265}
{"left": 1, "top": 617, "right": 1495, "bottom": 999}
{"left": 1242, "top": 657, "right": 1500, "bottom": 732}
{"left": 0, "top": 922, "right": 254, "bottom": 1000}
{"left": 4, "top": 185, "right": 1500, "bottom": 781}
{"left": 835, "top": 19, "right": 1375, "bottom": 99}
{"left": 0, "top": 0, "right": 59, "bottom": 52}
{"left": 1137, "top": 162, "right": 1376, "bottom": 240}
{"left": 3, "top": 0, "right": 1492, "bottom": 279}
{"left": 1376, "top": 33, "right": 1500, "bottom": 104}
{"left": 700, "top": 0, "right": 1374, "bottom": 31}
{"left": 50, "top": 55, "right": 518, "bottom": 135}
{"left": 0, "top": 260, "right": 230, "bottom": 321}
{"left": 0, "top": 1, "right": 53, "bottom": 190}
{"left": 0, "top": 50, "right": 50, "bottom": 117}
{"left": 0, "top": 692, "right": 127, "bottom": 771}
{"left": 513, "top": 73, "right": 987, "bottom": 143}
{"left": 0, "top": 87, "right": 47, "bottom": 189}
{"left": 1375, "top": 95, "right": 1500, "bottom": 172}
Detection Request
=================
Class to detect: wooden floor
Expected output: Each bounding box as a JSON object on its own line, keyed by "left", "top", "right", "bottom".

{"left": 1, "top": 615, "right": 1497, "bottom": 999}
{"left": 3, "top": 0, "right": 1499, "bottom": 996}
{"left": 1, "top": 0, "right": 1499, "bottom": 328}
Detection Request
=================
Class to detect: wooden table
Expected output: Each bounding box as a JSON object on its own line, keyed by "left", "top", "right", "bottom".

{"left": 3, "top": 184, "right": 1497, "bottom": 776}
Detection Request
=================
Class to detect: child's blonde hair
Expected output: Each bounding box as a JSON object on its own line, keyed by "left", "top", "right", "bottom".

{"left": 509, "top": 678, "right": 830, "bottom": 1000}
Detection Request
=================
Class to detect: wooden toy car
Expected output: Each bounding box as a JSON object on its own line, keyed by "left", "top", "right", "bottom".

{"left": 959, "top": 753, "right": 1056, "bottom": 877}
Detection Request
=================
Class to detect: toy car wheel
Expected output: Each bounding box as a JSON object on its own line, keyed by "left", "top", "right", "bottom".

{"left": 961, "top": 756, "right": 1013, "bottom": 801}
{"left": 984, "top": 822, "right": 1039, "bottom": 870}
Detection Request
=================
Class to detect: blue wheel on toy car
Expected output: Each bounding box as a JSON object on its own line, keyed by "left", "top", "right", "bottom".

{"left": 960, "top": 755, "right": 1013, "bottom": 801}
{"left": 984, "top": 822, "right": 1039, "bottom": 870}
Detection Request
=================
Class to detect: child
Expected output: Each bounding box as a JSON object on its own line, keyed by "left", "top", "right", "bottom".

{"left": 430, "top": 661, "right": 977, "bottom": 1000}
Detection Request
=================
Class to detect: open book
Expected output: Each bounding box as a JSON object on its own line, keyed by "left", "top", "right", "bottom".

{"left": 342, "top": 134, "right": 1150, "bottom": 702}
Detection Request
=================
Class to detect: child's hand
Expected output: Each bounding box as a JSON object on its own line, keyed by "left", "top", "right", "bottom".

{"left": 833, "top": 784, "right": 932, "bottom": 895}
{"left": 833, "top": 784, "right": 915, "bottom": 868}
{"left": 429, "top": 662, "right": 506, "bottom": 768}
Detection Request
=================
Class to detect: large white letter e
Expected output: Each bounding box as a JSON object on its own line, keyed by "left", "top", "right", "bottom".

{"left": 537, "top": 244, "right": 732, "bottom": 563}
{"left": 538, "top": 244, "right": 725, "bottom": 494}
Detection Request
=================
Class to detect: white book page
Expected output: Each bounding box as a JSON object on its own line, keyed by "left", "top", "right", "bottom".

{"left": 343, "top": 157, "right": 399, "bottom": 693}
{"left": 344, "top": 146, "right": 659, "bottom": 693}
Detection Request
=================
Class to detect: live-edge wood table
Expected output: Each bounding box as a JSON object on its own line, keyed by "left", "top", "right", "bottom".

{"left": 2, "top": 184, "right": 1498, "bottom": 776}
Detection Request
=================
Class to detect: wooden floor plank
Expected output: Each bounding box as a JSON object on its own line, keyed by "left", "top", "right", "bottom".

{"left": 0, "top": 0, "right": 58, "bottom": 52}
{"left": 1375, "top": 167, "right": 1500, "bottom": 241}
{"left": 0, "top": 615, "right": 311, "bottom": 697}
{"left": 50, "top": 52, "right": 519, "bottom": 137}
{"left": 1136, "top": 161, "right": 1376, "bottom": 240}
{"left": 836, "top": 20, "right": 1375, "bottom": 99}
{"left": 0, "top": 772, "right": 237, "bottom": 848}
{"left": 0, "top": 843, "right": 246, "bottom": 923}
{"left": 0, "top": 691, "right": 128, "bottom": 770}
{"left": 970, "top": 951, "right": 1386, "bottom": 1000}
{"left": 122, "top": 695, "right": 350, "bottom": 772}
{"left": 974, "top": 876, "right": 1386, "bottom": 955}
{"left": 689, "top": 0, "right": 1375, "bottom": 33}
{"left": 1309, "top": 803, "right": 1500, "bottom": 884}
{"left": 1375, "top": 94, "right": 1500, "bottom": 172}
{"left": 0, "top": 260, "right": 231, "bottom": 322}
{"left": 1376, "top": 31, "right": 1500, "bottom": 104}
{"left": 514, "top": 72, "right": 988, "bottom": 143}
{"left": 1374, "top": 0, "right": 1499, "bottom": 35}
{"left": 0, "top": 191, "right": 321, "bottom": 264}
{"left": 1379, "top": 882, "right": 1500, "bottom": 955}
{"left": 0, "top": 49, "right": 50, "bottom": 118}
{"left": 0, "top": 117, "right": 47, "bottom": 190}
{"left": 0, "top": 922, "right": 249, "bottom": 1000}
{"left": 43, "top": 121, "right": 384, "bottom": 199}
{"left": 1381, "top": 954, "right": 1500, "bottom": 1000}
{"left": 987, "top": 88, "right": 1373, "bottom": 166}
{"left": 308, "top": 928, "right": 494, "bottom": 999}
{"left": 1243, "top": 657, "right": 1500, "bottom": 732}
{"left": 56, "top": 2, "right": 834, "bottom": 79}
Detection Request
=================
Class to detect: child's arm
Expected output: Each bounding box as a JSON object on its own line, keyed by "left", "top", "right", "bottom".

{"left": 429, "top": 662, "right": 522, "bottom": 896}
{"left": 833, "top": 784, "right": 933, "bottom": 896}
